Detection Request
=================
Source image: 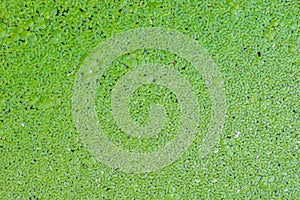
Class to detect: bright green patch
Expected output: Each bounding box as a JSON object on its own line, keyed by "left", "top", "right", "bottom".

{"left": 0, "top": 0, "right": 299, "bottom": 199}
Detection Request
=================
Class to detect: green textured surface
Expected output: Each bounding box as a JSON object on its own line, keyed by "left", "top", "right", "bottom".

{"left": 0, "top": 0, "right": 299, "bottom": 199}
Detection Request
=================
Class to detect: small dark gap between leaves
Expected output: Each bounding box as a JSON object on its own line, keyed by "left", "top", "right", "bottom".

{"left": 257, "top": 51, "right": 261, "bottom": 57}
